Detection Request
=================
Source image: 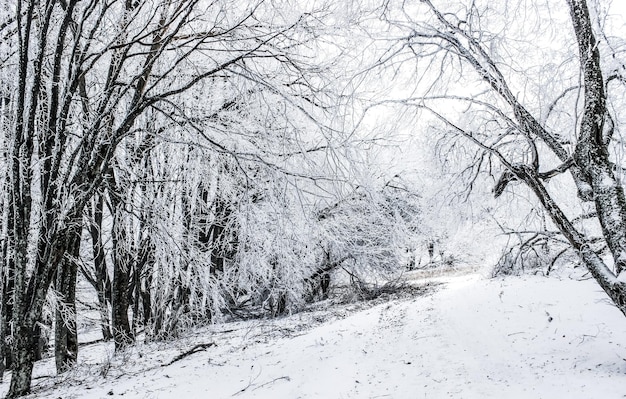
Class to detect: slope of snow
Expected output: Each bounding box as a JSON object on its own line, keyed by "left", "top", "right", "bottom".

{"left": 3, "top": 272, "right": 626, "bottom": 398}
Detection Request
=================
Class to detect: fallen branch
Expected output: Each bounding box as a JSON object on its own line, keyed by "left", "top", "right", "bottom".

{"left": 232, "top": 367, "right": 262, "bottom": 396}
{"left": 78, "top": 338, "right": 106, "bottom": 347}
{"left": 162, "top": 343, "right": 216, "bottom": 367}
{"left": 252, "top": 376, "right": 291, "bottom": 391}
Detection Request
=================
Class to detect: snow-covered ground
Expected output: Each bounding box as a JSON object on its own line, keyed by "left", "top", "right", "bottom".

{"left": 3, "top": 270, "right": 626, "bottom": 398}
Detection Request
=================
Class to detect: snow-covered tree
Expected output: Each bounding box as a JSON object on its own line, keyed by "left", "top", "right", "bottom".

{"left": 354, "top": 0, "right": 626, "bottom": 314}
{"left": 0, "top": 0, "right": 342, "bottom": 395}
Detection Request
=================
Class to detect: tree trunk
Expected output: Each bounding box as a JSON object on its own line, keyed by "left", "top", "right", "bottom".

{"left": 6, "top": 324, "right": 36, "bottom": 399}
{"left": 89, "top": 193, "right": 113, "bottom": 341}
{"left": 0, "top": 216, "right": 14, "bottom": 381}
{"left": 112, "top": 264, "right": 133, "bottom": 349}
{"left": 0, "top": 268, "right": 13, "bottom": 382}
{"left": 141, "top": 270, "right": 153, "bottom": 327}
{"left": 567, "top": 0, "right": 626, "bottom": 275}
{"left": 111, "top": 216, "right": 134, "bottom": 350}
{"left": 109, "top": 178, "right": 134, "bottom": 349}
{"left": 209, "top": 193, "right": 236, "bottom": 275}
{"left": 7, "top": 230, "right": 67, "bottom": 398}
{"left": 7, "top": 213, "right": 34, "bottom": 399}
{"left": 54, "top": 231, "right": 80, "bottom": 373}
{"left": 136, "top": 237, "right": 155, "bottom": 326}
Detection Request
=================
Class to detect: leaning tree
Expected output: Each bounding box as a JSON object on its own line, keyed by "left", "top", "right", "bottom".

{"left": 357, "top": 0, "right": 626, "bottom": 314}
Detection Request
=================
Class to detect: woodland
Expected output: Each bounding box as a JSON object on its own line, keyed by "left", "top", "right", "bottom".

{"left": 1, "top": 0, "right": 626, "bottom": 397}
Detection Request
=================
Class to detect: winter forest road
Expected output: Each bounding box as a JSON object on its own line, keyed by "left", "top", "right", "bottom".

{"left": 12, "top": 273, "right": 626, "bottom": 399}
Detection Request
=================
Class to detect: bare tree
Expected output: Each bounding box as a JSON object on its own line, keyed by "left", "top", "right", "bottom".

{"left": 0, "top": 0, "right": 337, "bottom": 395}
{"left": 360, "top": 0, "right": 626, "bottom": 314}
{"left": 0, "top": 0, "right": 436, "bottom": 394}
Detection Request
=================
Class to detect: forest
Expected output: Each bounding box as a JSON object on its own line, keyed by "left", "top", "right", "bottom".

{"left": 1, "top": 0, "right": 626, "bottom": 397}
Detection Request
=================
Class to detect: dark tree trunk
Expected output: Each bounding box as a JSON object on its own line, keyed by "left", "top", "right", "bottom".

{"left": 54, "top": 231, "right": 80, "bottom": 373}
{"left": 111, "top": 256, "right": 133, "bottom": 349}
{"left": 208, "top": 194, "right": 235, "bottom": 275}
{"left": 32, "top": 323, "right": 46, "bottom": 362}
{"left": 7, "top": 227, "right": 72, "bottom": 398}
{"left": 305, "top": 252, "right": 339, "bottom": 303}
{"left": 0, "top": 208, "right": 15, "bottom": 381}
{"left": 0, "top": 266, "right": 14, "bottom": 381}
{"left": 111, "top": 210, "right": 134, "bottom": 350}
{"left": 141, "top": 271, "right": 153, "bottom": 326}
{"left": 271, "top": 293, "right": 287, "bottom": 317}
{"left": 107, "top": 167, "right": 135, "bottom": 350}
{"left": 89, "top": 193, "right": 113, "bottom": 341}
{"left": 7, "top": 203, "right": 35, "bottom": 399}
{"left": 6, "top": 325, "right": 36, "bottom": 399}
{"left": 209, "top": 224, "right": 225, "bottom": 274}
{"left": 136, "top": 237, "right": 155, "bottom": 326}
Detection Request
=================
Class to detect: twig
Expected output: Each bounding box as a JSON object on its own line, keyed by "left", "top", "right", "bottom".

{"left": 232, "top": 367, "right": 262, "bottom": 396}
{"left": 252, "top": 376, "right": 291, "bottom": 391}
{"left": 162, "top": 343, "right": 216, "bottom": 367}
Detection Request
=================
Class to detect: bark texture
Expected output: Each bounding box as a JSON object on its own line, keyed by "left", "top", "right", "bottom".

{"left": 54, "top": 231, "right": 80, "bottom": 373}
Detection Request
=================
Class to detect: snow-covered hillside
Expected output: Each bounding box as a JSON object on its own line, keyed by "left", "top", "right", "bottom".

{"left": 3, "top": 271, "right": 626, "bottom": 399}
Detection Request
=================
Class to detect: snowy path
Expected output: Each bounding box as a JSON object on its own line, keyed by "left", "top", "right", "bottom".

{"left": 7, "top": 273, "right": 626, "bottom": 398}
